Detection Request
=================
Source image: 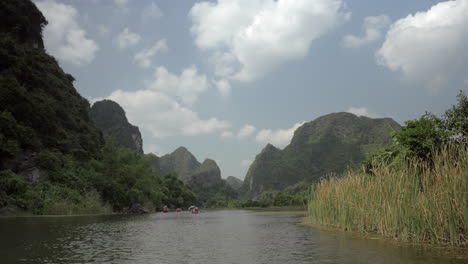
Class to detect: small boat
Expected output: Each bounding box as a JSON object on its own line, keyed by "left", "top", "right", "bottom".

{"left": 175, "top": 208, "right": 182, "bottom": 212}
{"left": 163, "top": 206, "right": 169, "bottom": 213}
{"left": 191, "top": 207, "right": 199, "bottom": 214}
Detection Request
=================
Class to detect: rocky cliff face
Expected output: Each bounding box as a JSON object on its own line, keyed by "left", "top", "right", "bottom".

{"left": 158, "top": 147, "right": 237, "bottom": 204}
{"left": 189, "top": 159, "right": 223, "bottom": 193}
{"left": 90, "top": 100, "right": 143, "bottom": 153}
{"left": 226, "top": 176, "right": 243, "bottom": 190}
{"left": 0, "top": 0, "right": 47, "bottom": 49}
{"left": 0, "top": 1, "right": 103, "bottom": 182}
{"left": 158, "top": 147, "right": 201, "bottom": 182}
{"left": 241, "top": 112, "right": 401, "bottom": 198}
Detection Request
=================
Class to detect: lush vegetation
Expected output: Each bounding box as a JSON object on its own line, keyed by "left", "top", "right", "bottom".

{"left": 0, "top": 137, "right": 197, "bottom": 215}
{"left": 241, "top": 113, "right": 401, "bottom": 198}
{"left": 0, "top": 0, "right": 197, "bottom": 215}
{"left": 308, "top": 92, "right": 468, "bottom": 246}
{"left": 237, "top": 181, "right": 310, "bottom": 208}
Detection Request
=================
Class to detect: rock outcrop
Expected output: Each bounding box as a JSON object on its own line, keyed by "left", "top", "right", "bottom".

{"left": 189, "top": 159, "right": 223, "bottom": 193}
{"left": 241, "top": 112, "right": 401, "bottom": 198}
{"left": 90, "top": 100, "right": 143, "bottom": 153}
{"left": 158, "top": 147, "right": 201, "bottom": 182}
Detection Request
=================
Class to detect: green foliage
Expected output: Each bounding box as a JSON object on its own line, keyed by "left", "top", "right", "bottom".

{"left": 394, "top": 114, "right": 444, "bottom": 160}
{"left": 0, "top": 170, "right": 29, "bottom": 209}
{"left": 0, "top": 110, "right": 40, "bottom": 159}
{"left": 308, "top": 145, "right": 468, "bottom": 246}
{"left": 0, "top": 1, "right": 199, "bottom": 215}
{"left": 242, "top": 113, "right": 401, "bottom": 197}
{"left": 0, "top": 33, "right": 104, "bottom": 161}
{"left": 364, "top": 91, "right": 468, "bottom": 169}
{"left": 441, "top": 90, "right": 468, "bottom": 143}
{"left": 161, "top": 174, "right": 196, "bottom": 208}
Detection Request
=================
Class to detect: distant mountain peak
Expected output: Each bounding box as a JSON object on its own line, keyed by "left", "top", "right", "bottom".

{"left": 174, "top": 146, "right": 189, "bottom": 153}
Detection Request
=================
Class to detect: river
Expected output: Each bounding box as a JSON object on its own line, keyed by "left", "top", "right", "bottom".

{"left": 0, "top": 210, "right": 465, "bottom": 263}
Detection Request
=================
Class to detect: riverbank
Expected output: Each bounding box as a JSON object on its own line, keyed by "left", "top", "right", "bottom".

{"left": 307, "top": 146, "right": 467, "bottom": 247}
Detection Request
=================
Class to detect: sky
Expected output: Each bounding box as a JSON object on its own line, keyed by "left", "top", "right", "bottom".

{"left": 34, "top": 0, "right": 468, "bottom": 180}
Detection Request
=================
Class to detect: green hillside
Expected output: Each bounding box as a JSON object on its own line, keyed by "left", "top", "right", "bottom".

{"left": 226, "top": 176, "right": 243, "bottom": 190}
{"left": 242, "top": 112, "right": 401, "bottom": 198}
{"left": 159, "top": 147, "right": 238, "bottom": 206}
{"left": 158, "top": 147, "right": 201, "bottom": 182}
{"left": 0, "top": 0, "right": 196, "bottom": 214}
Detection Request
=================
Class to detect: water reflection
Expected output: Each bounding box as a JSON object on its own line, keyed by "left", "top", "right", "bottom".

{"left": 0, "top": 211, "right": 465, "bottom": 264}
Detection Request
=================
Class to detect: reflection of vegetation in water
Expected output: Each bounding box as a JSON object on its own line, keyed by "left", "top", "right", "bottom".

{"left": 308, "top": 92, "right": 468, "bottom": 246}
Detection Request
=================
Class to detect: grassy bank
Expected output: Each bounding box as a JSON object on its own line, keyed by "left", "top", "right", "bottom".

{"left": 307, "top": 146, "right": 467, "bottom": 246}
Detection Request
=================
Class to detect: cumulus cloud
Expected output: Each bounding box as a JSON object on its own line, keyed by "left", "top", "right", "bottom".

{"left": 142, "top": 2, "right": 163, "bottom": 21}
{"left": 342, "top": 15, "right": 391, "bottom": 48}
{"left": 241, "top": 160, "right": 253, "bottom": 168}
{"left": 145, "top": 65, "right": 209, "bottom": 105}
{"left": 214, "top": 79, "right": 232, "bottom": 97}
{"left": 237, "top": 124, "right": 256, "bottom": 138}
{"left": 107, "top": 89, "right": 230, "bottom": 138}
{"left": 346, "top": 107, "right": 380, "bottom": 118}
{"left": 35, "top": 0, "right": 98, "bottom": 65}
{"left": 190, "top": 0, "right": 350, "bottom": 81}
{"left": 221, "top": 131, "right": 234, "bottom": 139}
{"left": 134, "top": 39, "right": 168, "bottom": 68}
{"left": 376, "top": 0, "right": 468, "bottom": 89}
{"left": 115, "top": 28, "right": 141, "bottom": 49}
{"left": 255, "top": 122, "right": 305, "bottom": 149}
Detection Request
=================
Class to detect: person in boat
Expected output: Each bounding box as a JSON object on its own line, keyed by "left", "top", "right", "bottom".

{"left": 163, "top": 205, "right": 169, "bottom": 213}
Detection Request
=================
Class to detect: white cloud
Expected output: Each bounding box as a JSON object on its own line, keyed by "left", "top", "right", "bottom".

{"left": 145, "top": 66, "right": 209, "bottom": 105}
{"left": 221, "top": 131, "right": 234, "bottom": 139}
{"left": 36, "top": 0, "right": 98, "bottom": 65}
{"left": 255, "top": 122, "right": 305, "bottom": 149}
{"left": 214, "top": 79, "right": 232, "bottom": 97}
{"left": 376, "top": 0, "right": 468, "bottom": 89}
{"left": 142, "top": 2, "right": 163, "bottom": 21}
{"left": 342, "top": 15, "right": 391, "bottom": 48}
{"left": 241, "top": 159, "right": 253, "bottom": 168}
{"left": 134, "top": 39, "right": 168, "bottom": 68}
{"left": 113, "top": 0, "right": 127, "bottom": 7}
{"left": 115, "top": 28, "right": 141, "bottom": 49}
{"left": 190, "top": 0, "right": 350, "bottom": 81}
{"left": 107, "top": 89, "right": 230, "bottom": 138}
{"left": 237, "top": 124, "right": 256, "bottom": 138}
{"left": 346, "top": 107, "right": 380, "bottom": 118}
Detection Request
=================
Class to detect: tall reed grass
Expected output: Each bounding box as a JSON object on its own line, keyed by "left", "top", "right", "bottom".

{"left": 308, "top": 145, "right": 467, "bottom": 246}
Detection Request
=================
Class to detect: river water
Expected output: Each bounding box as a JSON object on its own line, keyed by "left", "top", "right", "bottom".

{"left": 0, "top": 210, "right": 465, "bottom": 264}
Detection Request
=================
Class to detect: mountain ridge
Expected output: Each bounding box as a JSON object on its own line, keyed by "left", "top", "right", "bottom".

{"left": 241, "top": 112, "right": 401, "bottom": 198}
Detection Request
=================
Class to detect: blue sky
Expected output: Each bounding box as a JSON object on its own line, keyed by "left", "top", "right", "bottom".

{"left": 34, "top": 0, "right": 468, "bottom": 179}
